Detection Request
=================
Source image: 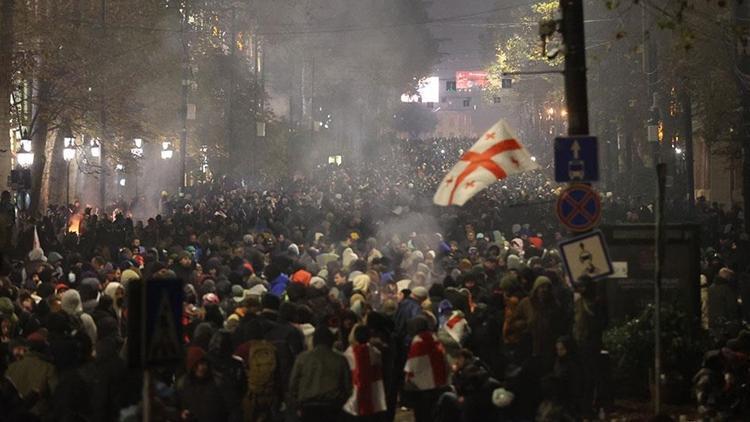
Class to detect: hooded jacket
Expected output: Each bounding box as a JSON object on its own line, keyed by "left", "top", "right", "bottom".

{"left": 61, "top": 289, "right": 97, "bottom": 346}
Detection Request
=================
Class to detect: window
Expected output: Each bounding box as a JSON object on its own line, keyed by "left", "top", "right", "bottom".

{"left": 463, "top": 98, "right": 471, "bottom": 107}
{"left": 446, "top": 80, "right": 457, "bottom": 91}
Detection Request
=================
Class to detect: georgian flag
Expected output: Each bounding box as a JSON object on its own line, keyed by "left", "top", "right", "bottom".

{"left": 343, "top": 344, "right": 387, "bottom": 416}
{"left": 434, "top": 120, "right": 539, "bottom": 206}
{"left": 404, "top": 331, "right": 451, "bottom": 390}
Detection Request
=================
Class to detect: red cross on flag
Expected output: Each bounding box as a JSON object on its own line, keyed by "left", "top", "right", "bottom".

{"left": 434, "top": 120, "right": 539, "bottom": 206}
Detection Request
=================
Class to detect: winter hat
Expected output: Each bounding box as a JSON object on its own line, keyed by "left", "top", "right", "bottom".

{"left": 531, "top": 276, "right": 552, "bottom": 293}
{"left": 342, "top": 248, "right": 358, "bottom": 269}
{"left": 60, "top": 289, "right": 83, "bottom": 315}
{"left": 506, "top": 255, "right": 522, "bottom": 271}
{"left": 499, "top": 274, "right": 521, "bottom": 292}
{"left": 288, "top": 244, "right": 300, "bottom": 257}
{"left": 291, "top": 269, "right": 312, "bottom": 286}
{"left": 347, "top": 270, "right": 363, "bottom": 282}
{"left": 261, "top": 293, "right": 281, "bottom": 311}
{"left": 121, "top": 269, "right": 140, "bottom": 286}
{"left": 492, "top": 388, "right": 515, "bottom": 408}
{"left": 48, "top": 252, "right": 64, "bottom": 265}
{"left": 458, "top": 259, "right": 473, "bottom": 273}
{"left": 185, "top": 346, "right": 207, "bottom": 372}
{"left": 411, "top": 286, "right": 429, "bottom": 302}
{"left": 352, "top": 274, "right": 371, "bottom": 293}
{"left": 231, "top": 285, "right": 245, "bottom": 302}
{"left": 310, "top": 276, "right": 327, "bottom": 290}
{"left": 202, "top": 293, "right": 220, "bottom": 305}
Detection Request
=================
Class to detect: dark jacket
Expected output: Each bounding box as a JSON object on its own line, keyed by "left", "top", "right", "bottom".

{"left": 287, "top": 345, "right": 352, "bottom": 408}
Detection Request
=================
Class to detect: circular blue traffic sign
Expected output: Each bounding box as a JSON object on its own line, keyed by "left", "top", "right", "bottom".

{"left": 556, "top": 184, "right": 601, "bottom": 232}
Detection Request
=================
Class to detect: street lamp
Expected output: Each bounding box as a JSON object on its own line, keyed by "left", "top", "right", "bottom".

{"left": 161, "top": 141, "right": 173, "bottom": 160}
{"left": 89, "top": 139, "right": 101, "bottom": 158}
{"left": 131, "top": 138, "right": 144, "bottom": 158}
{"left": 16, "top": 130, "right": 34, "bottom": 168}
{"left": 63, "top": 135, "right": 76, "bottom": 205}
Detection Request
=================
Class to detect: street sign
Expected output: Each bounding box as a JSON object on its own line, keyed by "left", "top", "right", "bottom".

{"left": 558, "top": 230, "right": 614, "bottom": 282}
{"left": 556, "top": 184, "right": 601, "bottom": 232}
{"left": 127, "top": 278, "right": 184, "bottom": 369}
{"left": 554, "top": 136, "right": 599, "bottom": 182}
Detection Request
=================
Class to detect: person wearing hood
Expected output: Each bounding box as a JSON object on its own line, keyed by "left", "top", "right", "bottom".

{"left": 708, "top": 267, "right": 739, "bottom": 335}
{"left": 177, "top": 346, "right": 230, "bottom": 422}
{"left": 5, "top": 332, "right": 58, "bottom": 416}
{"left": 60, "top": 289, "right": 97, "bottom": 346}
{"left": 507, "top": 276, "right": 567, "bottom": 368}
{"left": 104, "top": 281, "right": 126, "bottom": 335}
{"left": 265, "top": 264, "right": 290, "bottom": 298}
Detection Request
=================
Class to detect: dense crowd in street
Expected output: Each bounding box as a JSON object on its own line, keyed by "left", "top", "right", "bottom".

{"left": 0, "top": 137, "right": 747, "bottom": 421}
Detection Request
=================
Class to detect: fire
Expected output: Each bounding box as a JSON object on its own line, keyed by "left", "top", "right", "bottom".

{"left": 68, "top": 214, "right": 83, "bottom": 234}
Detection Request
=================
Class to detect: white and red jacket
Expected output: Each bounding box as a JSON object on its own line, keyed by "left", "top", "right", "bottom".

{"left": 404, "top": 331, "right": 451, "bottom": 390}
{"left": 343, "top": 343, "right": 387, "bottom": 416}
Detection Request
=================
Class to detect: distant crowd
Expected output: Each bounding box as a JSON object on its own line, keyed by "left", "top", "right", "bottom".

{"left": 0, "top": 136, "right": 746, "bottom": 421}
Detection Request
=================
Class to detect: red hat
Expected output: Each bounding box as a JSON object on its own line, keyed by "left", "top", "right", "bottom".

{"left": 202, "top": 293, "right": 219, "bottom": 305}
{"left": 185, "top": 346, "right": 206, "bottom": 372}
{"left": 27, "top": 331, "right": 47, "bottom": 343}
{"left": 291, "top": 270, "right": 312, "bottom": 286}
{"left": 55, "top": 283, "right": 69, "bottom": 293}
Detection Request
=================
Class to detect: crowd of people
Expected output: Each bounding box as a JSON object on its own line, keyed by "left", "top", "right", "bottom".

{"left": 0, "top": 136, "right": 746, "bottom": 421}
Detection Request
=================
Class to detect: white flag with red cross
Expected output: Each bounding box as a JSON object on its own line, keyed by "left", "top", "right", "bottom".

{"left": 433, "top": 120, "right": 539, "bottom": 206}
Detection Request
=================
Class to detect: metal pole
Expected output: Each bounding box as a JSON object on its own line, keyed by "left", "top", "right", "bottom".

{"left": 99, "top": 0, "right": 107, "bottom": 211}
{"left": 180, "top": 3, "right": 188, "bottom": 191}
{"left": 560, "top": 0, "right": 589, "bottom": 136}
{"left": 66, "top": 160, "right": 70, "bottom": 205}
{"left": 654, "top": 162, "right": 667, "bottom": 415}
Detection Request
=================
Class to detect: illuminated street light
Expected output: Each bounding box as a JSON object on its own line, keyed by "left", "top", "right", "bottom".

{"left": 16, "top": 130, "right": 34, "bottom": 168}
{"left": 675, "top": 147, "right": 683, "bottom": 155}
{"left": 531, "top": 156, "right": 537, "bottom": 162}
{"left": 161, "top": 141, "right": 174, "bottom": 160}
{"left": 546, "top": 108, "right": 555, "bottom": 116}
{"left": 560, "top": 109, "right": 568, "bottom": 117}
{"left": 90, "top": 139, "right": 101, "bottom": 158}
{"left": 119, "top": 178, "right": 126, "bottom": 187}
{"left": 63, "top": 135, "right": 76, "bottom": 204}
{"left": 131, "top": 138, "right": 144, "bottom": 158}
{"left": 63, "top": 136, "right": 76, "bottom": 162}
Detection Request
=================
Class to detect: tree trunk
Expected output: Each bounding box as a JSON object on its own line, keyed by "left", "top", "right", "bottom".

{"left": 29, "top": 80, "right": 50, "bottom": 215}
{"left": 0, "top": 0, "right": 14, "bottom": 191}
{"left": 736, "top": 1, "right": 750, "bottom": 231}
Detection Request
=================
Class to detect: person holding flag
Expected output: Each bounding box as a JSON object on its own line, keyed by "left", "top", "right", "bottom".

{"left": 343, "top": 325, "right": 387, "bottom": 421}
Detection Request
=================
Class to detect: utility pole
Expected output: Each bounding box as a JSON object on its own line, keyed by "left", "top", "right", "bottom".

{"left": 225, "top": 6, "right": 236, "bottom": 171}
{"left": 560, "top": 0, "right": 589, "bottom": 136}
{"left": 180, "top": 1, "right": 189, "bottom": 191}
{"left": 99, "top": 0, "right": 107, "bottom": 211}
{"left": 736, "top": 1, "right": 750, "bottom": 232}
{"left": 643, "top": 2, "right": 660, "bottom": 166}
{"left": 680, "top": 87, "right": 695, "bottom": 205}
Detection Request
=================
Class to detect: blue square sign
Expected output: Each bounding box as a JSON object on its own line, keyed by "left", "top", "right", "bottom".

{"left": 554, "top": 136, "right": 599, "bottom": 182}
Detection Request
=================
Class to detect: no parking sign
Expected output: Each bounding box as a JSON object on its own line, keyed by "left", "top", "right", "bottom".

{"left": 556, "top": 184, "right": 601, "bottom": 232}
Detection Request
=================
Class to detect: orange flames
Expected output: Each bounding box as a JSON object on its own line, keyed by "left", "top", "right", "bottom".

{"left": 68, "top": 214, "right": 82, "bottom": 234}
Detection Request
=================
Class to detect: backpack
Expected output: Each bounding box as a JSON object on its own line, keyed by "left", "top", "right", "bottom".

{"left": 246, "top": 339, "right": 277, "bottom": 399}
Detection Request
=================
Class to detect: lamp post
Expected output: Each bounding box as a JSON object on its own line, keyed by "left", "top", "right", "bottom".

{"left": 161, "top": 141, "right": 174, "bottom": 160}
{"left": 16, "top": 130, "right": 34, "bottom": 168}
{"left": 89, "top": 139, "right": 101, "bottom": 158}
{"left": 63, "top": 135, "right": 76, "bottom": 205}
{"left": 131, "top": 138, "right": 143, "bottom": 201}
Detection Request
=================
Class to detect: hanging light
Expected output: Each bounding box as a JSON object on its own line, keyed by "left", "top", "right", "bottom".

{"left": 63, "top": 136, "right": 76, "bottom": 162}
{"left": 16, "top": 129, "right": 34, "bottom": 168}
{"left": 90, "top": 139, "right": 101, "bottom": 158}
{"left": 161, "top": 141, "right": 173, "bottom": 160}
{"left": 131, "top": 138, "right": 144, "bottom": 157}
